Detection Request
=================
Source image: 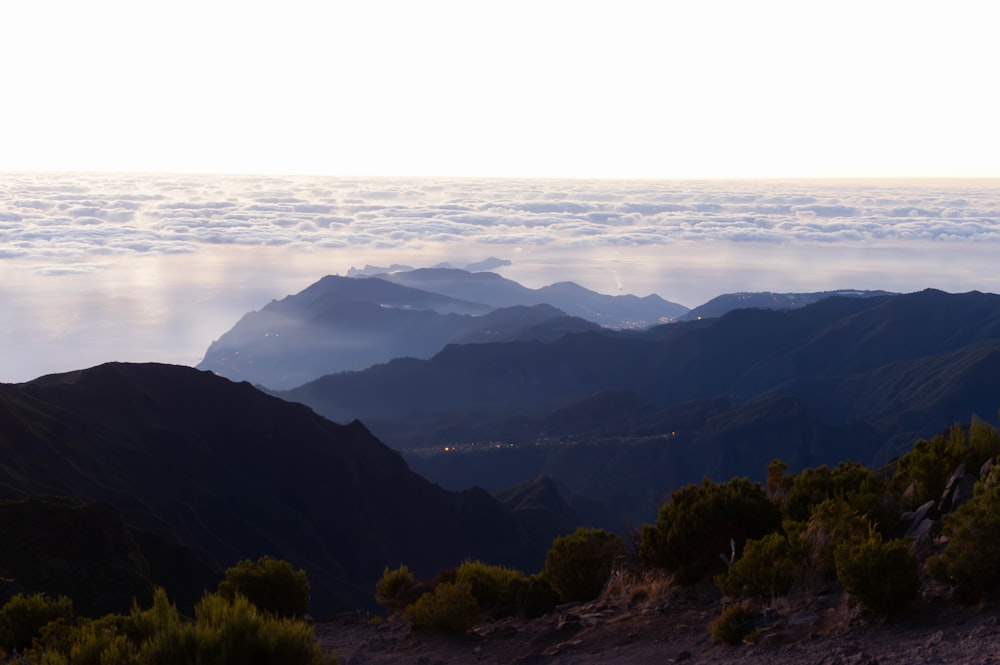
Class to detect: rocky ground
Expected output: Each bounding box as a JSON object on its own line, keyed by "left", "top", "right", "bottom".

{"left": 315, "top": 576, "right": 1000, "bottom": 665}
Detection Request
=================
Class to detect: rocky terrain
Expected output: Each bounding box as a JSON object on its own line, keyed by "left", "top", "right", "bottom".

{"left": 317, "top": 578, "right": 1000, "bottom": 665}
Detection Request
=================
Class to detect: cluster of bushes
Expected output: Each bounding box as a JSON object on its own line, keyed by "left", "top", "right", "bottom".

{"left": 377, "top": 527, "right": 623, "bottom": 631}
{"left": 638, "top": 415, "right": 1000, "bottom": 638}
{"left": 0, "top": 557, "right": 334, "bottom": 664}
{"left": 638, "top": 462, "right": 921, "bottom": 619}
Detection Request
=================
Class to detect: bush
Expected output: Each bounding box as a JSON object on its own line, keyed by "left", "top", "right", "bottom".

{"left": 834, "top": 535, "right": 919, "bottom": 615}
{"left": 182, "top": 592, "right": 329, "bottom": 665}
{"left": 544, "top": 527, "right": 624, "bottom": 603}
{"left": 513, "top": 574, "right": 560, "bottom": 619}
{"left": 217, "top": 556, "right": 310, "bottom": 618}
{"left": 893, "top": 418, "right": 1000, "bottom": 508}
{"left": 709, "top": 602, "right": 758, "bottom": 646}
{"left": 0, "top": 592, "right": 73, "bottom": 654}
{"left": 403, "top": 580, "right": 480, "bottom": 632}
{"left": 927, "top": 482, "right": 1000, "bottom": 598}
{"left": 455, "top": 560, "right": 526, "bottom": 618}
{"left": 639, "top": 477, "right": 781, "bottom": 585}
{"left": 375, "top": 565, "right": 416, "bottom": 613}
{"left": 715, "top": 532, "right": 800, "bottom": 599}
{"left": 22, "top": 589, "right": 334, "bottom": 665}
{"left": 788, "top": 498, "right": 873, "bottom": 589}
{"left": 785, "top": 462, "right": 888, "bottom": 524}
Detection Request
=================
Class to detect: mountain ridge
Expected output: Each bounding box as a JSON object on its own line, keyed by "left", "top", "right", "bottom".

{"left": 0, "top": 363, "right": 565, "bottom": 615}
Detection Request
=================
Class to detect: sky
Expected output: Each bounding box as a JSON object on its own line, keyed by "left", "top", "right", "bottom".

{"left": 2, "top": 1, "right": 998, "bottom": 179}
{"left": 2, "top": 3, "right": 1000, "bottom": 383}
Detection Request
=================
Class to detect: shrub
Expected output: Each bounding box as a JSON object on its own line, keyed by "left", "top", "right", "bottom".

{"left": 375, "top": 565, "right": 416, "bottom": 613}
{"left": 893, "top": 418, "right": 1000, "bottom": 508}
{"left": 834, "top": 535, "right": 919, "bottom": 615}
{"left": 455, "top": 560, "right": 525, "bottom": 618}
{"left": 544, "top": 527, "right": 625, "bottom": 603}
{"left": 513, "top": 574, "right": 560, "bottom": 619}
{"left": 709, "top": 602, "right": 758, "bottom": 646}
{"left": 715, "top": 532, "right": 800, "bottom": 599}
{"left": 217, "top": 555, "right": 310, "bottom": 618}
{"left": 24, "top": 590, "right": 334, "bottom": 665}
{"left": 639, "top": 477, "right": 781, "bottom": 585}
{"left": 0, "top": 592, "right": 73, "bottom": 654}
{"left": 403, "top": 580, "right": 480, "bottom": 632}
{"left": 791, "top": 498, "right": 873, "bottom": 589}
{"left": 785, "top": 462, "right": 888, "bottom": 524}
{"left": 183, "top": 592, "right": 330, "bottom": 665}
{"left": 927, "top": 482, "right": 1000, "bottom": 598}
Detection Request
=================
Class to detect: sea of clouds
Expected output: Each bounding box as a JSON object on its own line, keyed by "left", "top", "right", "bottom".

{"left": 2, "top": 173, "right": 999, "bottom": 382}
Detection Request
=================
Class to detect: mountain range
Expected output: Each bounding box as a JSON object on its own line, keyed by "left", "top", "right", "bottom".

{"left": 278, "top": 289, "right": 1000, "bottom": 528}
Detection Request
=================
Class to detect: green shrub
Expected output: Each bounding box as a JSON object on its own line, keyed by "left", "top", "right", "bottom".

{"left": 715, "top": 532, "right": 800, "bottom": 599}
{"left": 893, "top": 418, "right": 1000, "bottom": 508}
{"left": 403, "top": 580, "right": 480, "bottom": 632}
{"left": 217, "top": 555, "right": 310, "bottom": 618}
{"left": 791, "top": 498, "right": 872, "bottom": 588}
{"left": 24, "top": 590, "right": 333, "bottom": 665}
{"left": 0, "top": 592, "right": 73, "bottom": 654}
{"left": 513, "top": 574, "right": 560, "bottom": 619}
{"left": 375, "top": 565, "right": 416, "bottom": 613}
{"left": 639, "top": 477, "right": 781, "bottom": 585}
{"left": 834, "top": 535, "right": 919, "bottom": 615}
{"left": 785, "top": 462, "right": 888, "bottom": 524}
{"left": 709, "top": 602, "right": 758, "bottom": 645}
{"left": 927, "top": 482, "right": 1000, "bottom": 598}
{"left": 544, "top": 527, "right": 624, "bottom": 603}
{"left": 455, "top": 560, "right": 526, "bottom": 617}
{"left": 182, "top": 592, "right": 330, "bottom": 665}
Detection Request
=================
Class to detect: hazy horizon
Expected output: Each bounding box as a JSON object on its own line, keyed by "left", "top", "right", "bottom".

{"left": 3, "top": 172, "right": 999, "bottom": 383}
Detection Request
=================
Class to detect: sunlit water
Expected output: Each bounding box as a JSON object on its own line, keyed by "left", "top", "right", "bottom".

{"left": 2, "top": 173, "right": 999, "bottom": 382}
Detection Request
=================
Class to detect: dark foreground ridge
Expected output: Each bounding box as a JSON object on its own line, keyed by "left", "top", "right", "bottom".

{"left": 0, "top": 362, "right": 561, "bottom": 616}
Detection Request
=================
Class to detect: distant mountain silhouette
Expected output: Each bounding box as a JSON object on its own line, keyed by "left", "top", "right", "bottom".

{"left": 198, "top": 269, "right": 678, "bottom": 389}
{"left": 0, "top": 363, "right": 562, "bottom": 616}
{"left": 680, "top": 289, "right": 895, "bottom": 321}
{"left": 374, "top": 268, "right": 689, "bottom": 327}
{"left": 196, "top": 274, "right": 601, "bottom": 389}
{"left": 281, "top": 289, "right": 1000, "bottom": 528}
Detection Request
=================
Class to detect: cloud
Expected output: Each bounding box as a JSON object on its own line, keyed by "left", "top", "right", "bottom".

{"left": 2, "top": 174, "right": 1000, "bottom": 265}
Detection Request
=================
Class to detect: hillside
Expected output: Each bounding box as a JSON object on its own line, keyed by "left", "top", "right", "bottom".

{"left": 0, "top": 363, "right": 566, "bottom": 616}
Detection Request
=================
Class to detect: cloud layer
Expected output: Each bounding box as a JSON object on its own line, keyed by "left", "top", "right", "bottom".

{"left": 3, "top": 175, "right": 1000, "bottom": 265}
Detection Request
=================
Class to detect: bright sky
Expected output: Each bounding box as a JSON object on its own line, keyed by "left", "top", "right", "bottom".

{"left": 2, "top": 1, "right": 997, "bottom": 179}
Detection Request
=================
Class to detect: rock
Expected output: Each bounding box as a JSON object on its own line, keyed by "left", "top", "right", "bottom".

{"left": 981, "top": 457, "right": 996, "bottom": 480}
{"left": 903, "top": 500, "right": 939, "bottom": 537}
{"left": 951, "top": 473, "right": 978, "bottom": 512}
{"left": 910, "top": 518, "right": 943, "bottom": 557}
{"left": 939, "top": 464, "right": 968, "bottom": 514}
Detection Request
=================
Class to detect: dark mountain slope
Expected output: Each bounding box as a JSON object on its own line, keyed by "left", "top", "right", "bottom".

{"left": 284, "top": 290, "right": 1000, "bottom": 529}
{"left": 406, "top": 393, "right": 880, "bottom": 530}
{"left": 0, "top": 363, "right": 557, "bottom": 615}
